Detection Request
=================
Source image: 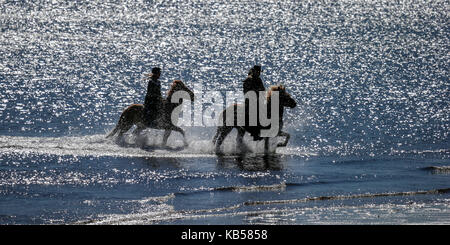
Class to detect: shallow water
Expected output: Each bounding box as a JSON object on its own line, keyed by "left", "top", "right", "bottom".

{"left": 0, "top": 0, "right": 449, "bottom": 224}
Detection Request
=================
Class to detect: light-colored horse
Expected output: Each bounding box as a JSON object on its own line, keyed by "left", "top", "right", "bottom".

{"left": 107, "top": 80, "right": 194, "bottom": 146}
{"left": 212, "top": 85, "right": 297, "bottom": 153}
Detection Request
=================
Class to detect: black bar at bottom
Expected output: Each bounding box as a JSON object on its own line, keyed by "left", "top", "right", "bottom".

{"left": 0, "top": 225, "right": 446, "bottom": 243}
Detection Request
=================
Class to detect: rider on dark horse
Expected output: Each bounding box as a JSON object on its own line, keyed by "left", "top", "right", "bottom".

{"left": 243, "top": 65, "right": 265, "bottom": 141}
{"left": 143, "top": 67, "right": 163, "bottom": 127}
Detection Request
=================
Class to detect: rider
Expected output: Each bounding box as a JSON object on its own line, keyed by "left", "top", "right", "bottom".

{"left": 243, "top": 65, "right": 265, "bottom": 140}
{"left": 143, "top": 67, "right": 163, "bottom": 127}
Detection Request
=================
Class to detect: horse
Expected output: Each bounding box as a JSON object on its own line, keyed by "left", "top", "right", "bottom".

{"left": 212, "top": 85, "right": 297, "bottom": 154}
{"left": 106, "top": 80, "right": 194, "bottom": 146}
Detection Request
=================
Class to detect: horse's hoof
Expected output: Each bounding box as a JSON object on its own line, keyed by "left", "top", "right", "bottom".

{"left": 215, "top": 146, "right": 223, "bottom": 155}
{"left": 237, "top": 144, "right": 250, "bottom": 153}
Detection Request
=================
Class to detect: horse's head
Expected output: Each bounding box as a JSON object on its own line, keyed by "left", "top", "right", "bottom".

{"left": 168, "top": 80, "right": 195, "bottom": 102}
{"left": 267, "top": 85, "right": 297, "bottom": 108}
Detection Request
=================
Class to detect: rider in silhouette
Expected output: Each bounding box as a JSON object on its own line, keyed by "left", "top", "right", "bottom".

{"left": 243, "top": 65, "right": 265, "bottom": 140}
{"left": 143, "top": 67, "right": 163, "bottom": 127}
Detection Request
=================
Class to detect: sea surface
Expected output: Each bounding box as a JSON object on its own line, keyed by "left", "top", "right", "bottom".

{"left": 0, "top": 0, "right": 449, "bottom": 224}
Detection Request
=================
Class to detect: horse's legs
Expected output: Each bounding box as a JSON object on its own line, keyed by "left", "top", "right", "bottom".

{"left": 167, "top": 125, "right": 188, "bottom": 146}
{"left": 162, "top": 130, "right": 171, "bottom": 146}
{"left": 236, "top": 127, "right": 246, "bottom": 152}
{"left": 215, "top": 126, "right": 233, "bottom": 153}
{"left": 212, "top": 128, "right": 221, "bottom": 145}
{"left": 276, "top": 131, "right": 290, "bottom": 147}
{"left": 264, "top": 138, "right": 270, "bottom": 153}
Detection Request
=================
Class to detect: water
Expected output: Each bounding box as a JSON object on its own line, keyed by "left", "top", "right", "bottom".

{"left": 0, "top": 0, "right": 449, "bottom": 224}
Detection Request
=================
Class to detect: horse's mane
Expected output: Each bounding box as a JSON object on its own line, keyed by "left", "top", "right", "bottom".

{"left": 167, "top": 80, "right": 184, "bottom": 98}
{"left": 267, "top": 84, "right": 286, "bottom": 100}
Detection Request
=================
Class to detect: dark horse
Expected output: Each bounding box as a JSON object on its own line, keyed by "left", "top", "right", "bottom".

{"left": 107, "top": 80, "right": 194, "bottom": 146}
{"left": 212, "top": 85, "right": 296, "bottom": 154}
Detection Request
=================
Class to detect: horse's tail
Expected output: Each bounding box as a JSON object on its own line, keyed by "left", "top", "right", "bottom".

{"left": 106, "top": 104, "right": 143, "bottom": 138}
{"left": 106, "top": 127, "right": 118, "bottom": 138}
{"left": 106, "top": 114, "right": 124, "bottom": 138}
{"left": 213, "top": 104, "right": 238, "bottom": 144}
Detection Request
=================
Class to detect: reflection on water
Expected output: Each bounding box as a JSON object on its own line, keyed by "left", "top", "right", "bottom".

{"left": 141, "top": 157, "right": 183, "bottom": 169}
{"left": 217, "top": 153, "right": 283, "bottom": 171}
